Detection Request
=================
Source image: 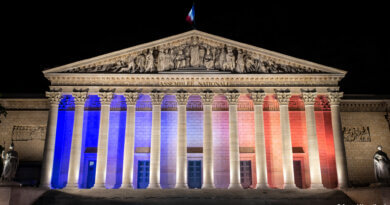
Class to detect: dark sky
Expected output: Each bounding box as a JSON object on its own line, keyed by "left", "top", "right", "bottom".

{"left": 1, "top": 1, "right": 389, "bottom": 95}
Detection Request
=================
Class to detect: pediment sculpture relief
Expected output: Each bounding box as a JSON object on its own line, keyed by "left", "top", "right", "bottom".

{"left": 63, "top": 36, "right": 325, "bottom": 74}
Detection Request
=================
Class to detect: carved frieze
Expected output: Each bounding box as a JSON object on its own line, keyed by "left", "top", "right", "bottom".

{"left": 62, "top": 35, "right": 326, "bottom": 74}
{"left": 343, "top": 126, "right": 371, "bottom": 142}
{"left": 12, "top": 126, "right": 46, "bottom": 141}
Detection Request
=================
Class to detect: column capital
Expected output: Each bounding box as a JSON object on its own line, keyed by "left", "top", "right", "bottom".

{"left": 98, "top": 92, "right": 114, "bottom": 105}
{"left": 175, "top": 92, "right": 190, "bottom": 105}
{"left": 250, "top": 91, "right": 266, "bottom": 105}
{"left": 72, "top": 92, "right": 88, "bottom": 105}
{"left": 46, "top": 91, "right": 63, "bottom": 105}
{"left": 225, "top": 90, "right": 241, "bottom": 105}
{"left": 328, "top": 91, "right": 343, "bottom": 105}
{"left": 301, "top": 90, "right": 317, "bottom": 105}
{"left": 275, "top": 89, "right": 291, "bottom": 105}
{"left": 124, "top": 92, "right": 139, "bottom": 105}
{"left": 149, "top": 91, "right": 164, "bottom": 105}
{"left": 200, "top": 91, "right": 214, "bottom": 105}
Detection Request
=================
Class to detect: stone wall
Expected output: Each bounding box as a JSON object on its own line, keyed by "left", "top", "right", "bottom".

{"left": 341, "top": 111, "right": 390, "bottom": 186}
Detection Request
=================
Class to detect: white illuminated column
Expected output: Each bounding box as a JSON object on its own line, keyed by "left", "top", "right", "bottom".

{"left": 93, "top": 92, "right": 114, "bottom": 189}
{"left": 65, "top": 91, "right": 88, "bottom": 189}
{"left": 147, "top": 92, "right": 164, "bottom": 189}
{"left": 175, "top": 92, "right": 189, "bottom": 189}
{"left": 250, "top": 91, "right": 269, "bottom": 189}
{"left": 275, "top": 90, "right": 296, "bottom": 189}
{"left": 40, "top": 91, "right": 62, "bottom": 189}
{"left": 328, "top": 91, "right": 349, "bottom": 189}
{"left": 120, "top": 92, "right": 139, "bottom": 189}
{"left": 226, "top": 92, "right": 243, "bottom": 189}
{"left": 200, "top": 92, "right": 215, "bottom": 189}
{"left": 302, "top": 91, "right": 324, "bottom": 189}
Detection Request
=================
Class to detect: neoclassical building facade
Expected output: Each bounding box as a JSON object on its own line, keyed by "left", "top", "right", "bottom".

{"left": 1, "top": 30, "right": 389, "bottom": 189}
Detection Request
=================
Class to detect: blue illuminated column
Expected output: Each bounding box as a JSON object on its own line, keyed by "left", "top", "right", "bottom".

{"left": 40, "top": 91, "right": 62, "bottom": 189}
{"left": 250, "top": 91, "right": 269, "bottom": 189}
{"left": 275, "top": 90, "right": 296, "bottom": 189}
{"left": 328, "top": 91, "right": 349, "bottom": 189}
{"left": 93, "top": 92, "right": 114, "bottom": 189}
{"left": 226, "top": 91, "right": 243, "bottom": 190}
{"left": 175, "top": 92, "right": 189, "bottom": 189}
{"left": 200, "top": 92, "right": 215, "bottom": 189}
{"left": 147, "top": 92, "right": 164, "bottom": 189}
{"left": 65, "top": 92, "right": 88, "bottom": 189}
{"left": 120, "top": 92, "right": 139, "bottom": 189}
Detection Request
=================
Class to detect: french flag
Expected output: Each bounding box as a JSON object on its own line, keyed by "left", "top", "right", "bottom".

{"left": 186, "top": 5, "right": 195, "bottom": 24}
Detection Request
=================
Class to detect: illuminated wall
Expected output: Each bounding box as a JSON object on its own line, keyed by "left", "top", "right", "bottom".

{"left": 51, "top": 95, "right": 74, "bottom": 188}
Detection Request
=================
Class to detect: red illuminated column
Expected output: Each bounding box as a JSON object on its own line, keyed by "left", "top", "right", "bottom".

{"left": 275, "top": 90, "right": 296, "bottom": 189}
{"left": 40, "top": 91, "right": 62, "bottom": 189}
{"left": 201, "top": 91, "right": 215, "bottom": 189}
{"left": 93, "top": 92, "right": 114, "bottom": 189}
{"left": 226, "top": 91, "right": 243, "bottom": 189}
{"left": 250, "top": 91, "right": 269, "bottom": 189}
{"left": 65, "top": 91, "right": 88, "bottom": 189}
{"left": 147, "top": 92, "right": 164, "bottom": 189}
{"left": 175, "top": 92, "right": 190, "bottom": 189}
{"left": 120, "top": 92, "right": 139, "bottom": 189}
{"left": 328, "top": 91, "right": 349, "bottom": 189}
{"left": 302, "top": 91, "right": 324, "bottom": 189}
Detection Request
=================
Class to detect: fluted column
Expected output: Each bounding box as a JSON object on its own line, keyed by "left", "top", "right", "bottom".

{"left": 175, "top": 92, "right": 190, "bottom": 189}
{"left": 200, "top": 92, "right": 215, "bottom": 189}
{"left": 302, "top": 91, "right": 324, "bottom": 189}
{"left": 275, "top": 90, "right": 296, "bottom": 189}
{"left": 93, "top": 92, "right": 114, "bottom": 189}
{"left": 40, "top": 91, "right": 62, "bottom": 188}
{"left": 328, "top": 91, "right": 349, "bottom": 189}
{"left": 120, "top": 92, "right": 139, "bottom": 189}
{"left": 65, "top": 92, "right": 88, "bottom": 189}
{"left": 226, "top": 91, "right": 242, "bottom": 189}
{"left": 147, "top": 92, "right": 164, "bottom": 189}
{"left": 250, "top": 91, "right": 269, "bottom": 189}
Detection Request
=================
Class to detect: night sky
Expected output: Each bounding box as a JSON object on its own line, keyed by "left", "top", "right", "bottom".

{"left": 1, "top": 1, "right": 389, "bottom": 95}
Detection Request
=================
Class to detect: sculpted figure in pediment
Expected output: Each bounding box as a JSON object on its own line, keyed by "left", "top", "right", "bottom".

{"left": 157, "top": 49, "right": 166, "bottom": 72}
{"left": 175, "top": 50, "right": 186, "bottom": 69}
{"left": 135, "top": 52, "right": 146, "bottom": 73}
{"left": 204, "top": 47, "right": 214, "bottom": 70}
{"left": 217, "top": 47, "right": 226, "bottom": 70}
{"left": 145, "top": 49, "right": 154, "bottom": 72}
{"left": 235, "top": 49, "right": 245, "bottom": 73}
{"left": 190, "top": 37, "right": 200, "bottom": 67}
{"left": 223, "top": 46, "right": 235, "bottom": 71}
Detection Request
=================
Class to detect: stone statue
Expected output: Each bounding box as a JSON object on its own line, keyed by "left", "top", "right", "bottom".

{"left": 190, "top": 37, "right": 200, "bottom": 67}
{"left": 144, "top": 49, "right": 154, "bottom": 72}
{"left": 135, "top": 52, "right": 146, "bottom": 73}
{"left": 235, "top": 49, "right": 245, "bottom": 73}
{"left": 204, "top": 48, "right": 214, "bottom": 70}
{"left": 223, "top": 46, "right": 235, "bottom": 71}
{"left": 175, "top": 50, "right": 186, "bottom": 69}
{"left": 374, "top": 145, "right": 390, "bottom": 184}
{"left": 157, "top": 49, "right": 166, "bottom": 72}
{"left": 1, "top": 142, "right": 19, "bottom": 182}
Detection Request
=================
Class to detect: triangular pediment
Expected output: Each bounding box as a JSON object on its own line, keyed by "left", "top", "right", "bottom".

{"left": 43, "top": 30, "right": 346, "bottom": 75}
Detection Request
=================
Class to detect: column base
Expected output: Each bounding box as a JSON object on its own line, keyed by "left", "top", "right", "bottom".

{"left": 228, "top": 183, "right": 243, "bottom": 190}
{"left": 92, "top": 183, "right": 106, "bottom": 189}
{"left": 256, "top": 183, "right": 270, "bottom": 189}
{"left": 147, "top": 183, "right": 161, "bottom": 189}
{"left": 175, "top": 183, "right": 188, "bottom": 189}
{"left": 120, "top": 184, "right": 133, "bottom": 189}
{"left": 64, "top": 183, "right": 79, "bottom": 189}
{"left": 39, "top": 184, "right": 51, "bottom": 189}
{"left": 310, "top": 183, "right": 325, "bottom": 189}
{"left": 283, "top": 183, "right": 297, "bottom": 189}
{"left": 201, "top": 183, "right": 215, "bottom": 189}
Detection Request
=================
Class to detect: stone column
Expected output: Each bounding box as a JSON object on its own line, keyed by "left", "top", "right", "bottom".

{"left": 175, "top": 92, "right": 190, "bottom": 189}
{"left": 65, "top": 92, "right": 88, "bottom": 189}
{"left": 328, "top": 91, "right": 349, "bottom": 189}
{"left": 147, "top": 92, "right": 164, "bottom": 189}
{"left": 40, "top": 91, "right": 62, "bottom": 188}
{"left": 93, "top": 92, "right": 114, "bottom": 189}
{"left": 302, "top": 91, "right": 324, "bottom": 189}
{"left": 226, "top": 91, "right": 242, "bottom": 189}
{"left": 250, "top": 91, "right": 269, "bottom": 189}
{"left": 120, "top": 92, "right": 139, "bottom": 189}
{"left": 275, "top": 90, "right": 296, "bottom": 189}
{"left": 200, "top": 92, "right": 215, "bottom": 189}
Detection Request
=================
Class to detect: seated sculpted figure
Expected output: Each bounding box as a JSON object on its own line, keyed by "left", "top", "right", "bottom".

{"left": 374, "top": 145, "right": 390, "bottom": 184}
{"left": 1, "top": 142, "right": 19, "bottom": 182}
